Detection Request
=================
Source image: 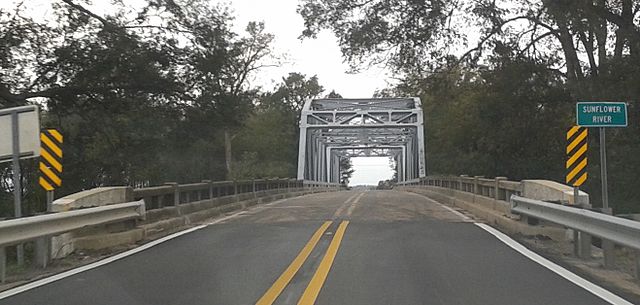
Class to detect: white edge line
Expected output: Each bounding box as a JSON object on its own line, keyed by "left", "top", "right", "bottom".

{"left": 475, "top": 223, "right": 634, "bottom": 305}
{"left": 432, "top": 200, "right": 471, "bottom": 221}
{"left": 402, "top": 191, "right": 471, "bottom": 221}
{"left": 0, "top": 224, "right": 204, "bottom": 300}
{"left": 0, "top": 196, "right": 290, "bottom": 300}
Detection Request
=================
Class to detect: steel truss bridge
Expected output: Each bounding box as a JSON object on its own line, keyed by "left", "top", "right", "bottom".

{"left": 297, "top": 98, "right": 426, "bottom": 183}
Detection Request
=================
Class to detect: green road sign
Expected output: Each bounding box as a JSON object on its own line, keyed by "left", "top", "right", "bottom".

{"left": 576, "top": 101, "right": 628, "bottom": 127}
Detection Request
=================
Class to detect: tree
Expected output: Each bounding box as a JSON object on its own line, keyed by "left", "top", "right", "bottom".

{"left": 234, "top": 73, "right": 329, "bottom": 179}
{"left": 325, "top": 90, "right": 342, "bottom": 98}
{"left": 186, "top": 21, "right": 276, "bottom": 178}
{"left": 298, "top": 0, "right": 459, "bottom": 74}
{"left": 0, "top": 0, "right": 277, "bottom": 216}
{"left": 260, "top": 72, "right": 324, "bottom": 113}
{"left": 298, "top": 0, "right": 640, "bottom": 97}
{"left": 339, "top": 157, "right": 354, "bottom": 185}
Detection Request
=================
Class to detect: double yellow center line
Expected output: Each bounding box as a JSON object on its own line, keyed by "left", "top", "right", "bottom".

{"left": 256, "top": 220, "right": 350, "bottom": 305}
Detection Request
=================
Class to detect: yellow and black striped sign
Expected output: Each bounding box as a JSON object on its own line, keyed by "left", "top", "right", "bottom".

{"left": 39, "top": 129, "right": 63, "bottom": 191}
{"left": 566, "top": 126, "right": 587, "bottom": 186}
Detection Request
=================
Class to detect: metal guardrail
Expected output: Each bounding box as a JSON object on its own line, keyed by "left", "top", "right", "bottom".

{"left": 0, "top": 200, "right": 146, "bottom": 247}
{"left": 511, "top": 196, "right": 640, "bottom": 251}
{"left": 511, "top": 195, "right": 640, "bottom": 279}
{"left": 0, "top": 200, "right": 145, "bottom": 282}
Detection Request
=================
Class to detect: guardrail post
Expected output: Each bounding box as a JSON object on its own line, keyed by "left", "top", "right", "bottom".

{"left": 572, "top": 230, "right": 592, "bottom": 259}
{"left": 601, "top": 207, "right": 616, "bottom": 269}
{"left": 603, "top": 238, "right": 616, "bottom": 269}
{"left": 494, "top": 177, "right": 507, "bottom": 200}
{"left": 164, "top": 182, "right": 179, "bottom": 206}
{"left": 35, "top": 237, "right": 49, "bottom": 268}
{"left": 36, "top": 190, "right": 56, "bottom": 268}
{"left": 572, "top": 193, "right": 593, "bottom": 259}
{"left": 634, "top": 251, "right": 640, "bottom": 279}
{"left": 0, "top": 247, "right": 5, "bottom": 283}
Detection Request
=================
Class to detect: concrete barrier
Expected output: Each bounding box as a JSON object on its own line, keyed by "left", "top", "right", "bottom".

{"left": 522, "top": 180, "right": 589, "bottom": 205}
{"left": 51, "top": 187, "right": 133, "bottom": 212}
{"left": 49, "top": 186, "right": 336, "bottom": 259}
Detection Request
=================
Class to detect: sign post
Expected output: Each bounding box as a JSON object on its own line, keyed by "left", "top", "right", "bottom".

{"left": 576, "top": 101, "right": 627, "bottom": 268}
{"left": 11, "top": 112, "right": 23, "bottom": 265}
{"left": 599, "top": 128, "right": 609, "bottom": 211}
{"left": 566, "top": 126, "right": 591, "bottom": 258}
{"left": 35, "top": 129, "right": 63, "bottom": 268}
{"left": 0, "top": 105, "right": 40, "bottom": 266}
{"left": 576, "top": 101, "right": 628, "bottom": 211}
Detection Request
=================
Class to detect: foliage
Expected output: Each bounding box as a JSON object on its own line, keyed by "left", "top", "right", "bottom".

{"left": 339, "top": 157, "right": 354, "bottom": 185}
{"left": 233, "top": 73, "right": 327, "bottom": 179}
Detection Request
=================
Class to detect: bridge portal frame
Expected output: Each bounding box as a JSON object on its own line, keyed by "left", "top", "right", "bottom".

{"left": 297, "top": 98, "right": 426, "bottom": 183}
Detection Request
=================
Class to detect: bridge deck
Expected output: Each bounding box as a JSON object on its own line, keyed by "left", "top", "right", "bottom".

{"left": 1, "top": 191, "right": 630, "bottom": 305}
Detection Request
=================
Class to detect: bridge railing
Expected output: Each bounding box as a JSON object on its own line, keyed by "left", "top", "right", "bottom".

{"left": 133, "top": 179, "right": 332, "bottom": 211}
{"left": 0, "top": 178, "right": 341, "bottom": 284}
{"left": 397, "top": 175, "right": 522, "bottom": 202}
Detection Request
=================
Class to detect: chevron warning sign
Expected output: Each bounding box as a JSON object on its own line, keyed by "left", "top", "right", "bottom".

{"left": 39, "top": 129, "right": 62, "bottom": 191}
{"left": 566, "top": 126, "right": 588, "bottom": 186}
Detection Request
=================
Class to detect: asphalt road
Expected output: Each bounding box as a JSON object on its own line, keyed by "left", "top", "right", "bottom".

{"left": 0, "top": 190, "right": 631, "bottom": 305}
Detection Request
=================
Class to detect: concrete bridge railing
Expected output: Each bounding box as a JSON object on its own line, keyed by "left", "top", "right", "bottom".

{"left": 0, "top": 178, "right": 341, "bottom": 284}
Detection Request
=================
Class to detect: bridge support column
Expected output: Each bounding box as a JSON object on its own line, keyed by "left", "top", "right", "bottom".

{"left": 297, "top": 126, "right": 308, "bottom": 180}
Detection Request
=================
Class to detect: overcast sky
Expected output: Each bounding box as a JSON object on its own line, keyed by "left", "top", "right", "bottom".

{"left": 223, "top": 0, "right": 394, "bottom": 97}
{"left": 223, "top": 0, "right": 395, "bottom": 184}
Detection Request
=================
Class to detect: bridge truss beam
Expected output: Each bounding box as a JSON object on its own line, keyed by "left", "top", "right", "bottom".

{"left": 297, "top": 98, "right": 426, "bottom": 183}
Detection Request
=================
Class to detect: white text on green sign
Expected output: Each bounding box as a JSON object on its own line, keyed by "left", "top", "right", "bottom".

{"left": 576, "top": 102, "right": 628, "bottom": 127}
